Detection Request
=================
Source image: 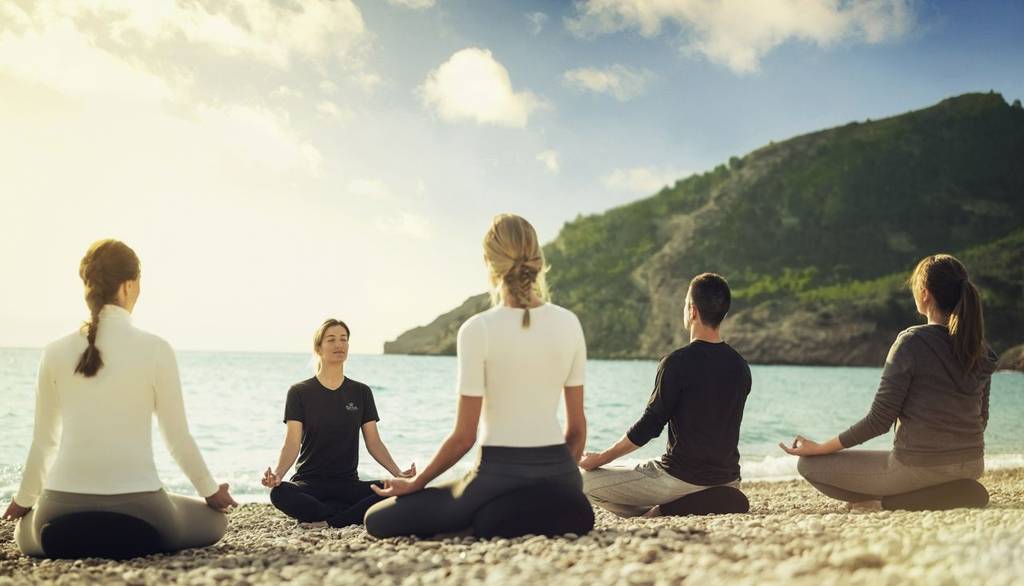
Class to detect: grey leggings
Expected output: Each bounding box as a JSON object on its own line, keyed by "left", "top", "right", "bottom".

{"left": 798, "top": 450, "right": 984, "bottom": 502}
{"left": 16, "top": 489, "right": 227, "bottom": 557}
{"left": 364, "top": 444, "right": 582, "bottom": 538}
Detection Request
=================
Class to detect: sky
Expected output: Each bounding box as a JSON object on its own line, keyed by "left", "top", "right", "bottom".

{"left": 1, "top": 0, "right": 1022, "bottom": 354}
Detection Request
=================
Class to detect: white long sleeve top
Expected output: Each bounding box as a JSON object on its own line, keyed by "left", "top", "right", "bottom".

{"left": 13, "top": 305, "right": 218, "bottom": 507}
{"left": 456, "top": 303, "right": 587, "bottom": 447}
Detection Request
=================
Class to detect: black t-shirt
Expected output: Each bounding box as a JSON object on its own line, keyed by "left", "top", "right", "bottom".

{"left": 626, "top": 341, "right": 752, "bottom": 486}
{"left": 283, "top": 376, "right": 379, "bottom": 481}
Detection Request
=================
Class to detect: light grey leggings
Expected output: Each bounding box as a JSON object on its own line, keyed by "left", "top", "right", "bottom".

{"left": 16, "top": 489, "right": 227, "bottom": 557}
{"left": 364, "top": 444, "right": 582, "bottom": 538}
{"left": 798, "top": 450, "right": 984, "bottom": 502}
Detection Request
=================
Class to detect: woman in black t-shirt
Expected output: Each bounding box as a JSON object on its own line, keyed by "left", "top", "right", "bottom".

{"left": 261, "top": 319, "right": 414, "bottom": 527}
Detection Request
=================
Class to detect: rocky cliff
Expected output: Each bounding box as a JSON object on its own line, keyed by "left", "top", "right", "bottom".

{"left": 385, "top": 93, "right": 1024, "bottom": 368}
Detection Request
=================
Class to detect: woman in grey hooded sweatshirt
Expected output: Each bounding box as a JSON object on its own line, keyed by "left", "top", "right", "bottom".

{"left": 780, "top": 254, "right": 998, "bottom": 508}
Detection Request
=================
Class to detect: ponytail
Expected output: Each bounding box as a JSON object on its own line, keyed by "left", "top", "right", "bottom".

{"left": 74, "top": 289, "right": 106, "bottom": 377}
{"left": 949, "top": 280, "right": 985, "bottom": 376}
{"left": 504, "top": 262, "right": 539, "bottom": 328}
{"left": 74, "top": 239, "right": 141, "bottom": 378}
{"left": 482, "top": 214, "right": 550, "bottom": 329}
{"left": 910, "top": 254, "right": 986, "bottom": 375}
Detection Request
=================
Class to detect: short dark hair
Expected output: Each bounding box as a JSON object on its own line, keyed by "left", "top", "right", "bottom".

{"left": 688, "top": 273, "right": 731, "bottom": 329}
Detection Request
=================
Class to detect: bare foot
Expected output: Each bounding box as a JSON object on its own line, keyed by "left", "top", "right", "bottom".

{"left": 847, "top": 500, "right": 882, "bottom": 511}
{"left": 641, "top": 506, "right": 661, "bottom": 518}
{"left": 298, "top": 521, "right": 328, "bottom": 529}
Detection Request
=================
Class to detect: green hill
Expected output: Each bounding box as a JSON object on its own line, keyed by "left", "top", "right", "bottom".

{"left": 385, "top": 93, "right": 1024, "bottom": 366}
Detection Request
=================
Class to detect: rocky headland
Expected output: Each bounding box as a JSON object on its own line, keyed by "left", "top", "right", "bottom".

{"left": 386, "top": 93, "right": 1024, "bottom": 369}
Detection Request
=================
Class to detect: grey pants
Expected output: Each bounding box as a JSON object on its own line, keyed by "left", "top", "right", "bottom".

{"left": 582, "top": 459, "right": 739, "bottom": 517}
{"left": 16, "top": 489, "right": 227, "bottom": 557}
{"left": 364, "top": 444, "right": 582, "bottom": 538}
{"left": 798, "top": 450, "right": 985, "bottom": 502}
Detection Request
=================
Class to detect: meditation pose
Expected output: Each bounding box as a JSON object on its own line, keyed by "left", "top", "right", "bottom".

{"left": 363, "top": 213, "right": 588, "bottom": 538}
{"left": 2, "top": 240, "right": 236, "bottom": 556}
{"left": 262, "top": 319, "right": 413, "bottom": 527}
{"left": 580, "top": 273, "right": 751, "bottom": 517}
{"left": 781, "top": 254, "right": 998, "bottom": 508}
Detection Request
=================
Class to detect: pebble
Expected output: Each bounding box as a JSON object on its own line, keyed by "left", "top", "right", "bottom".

{"left": 2, "top": 470, "right": 1023, "bottom": 585}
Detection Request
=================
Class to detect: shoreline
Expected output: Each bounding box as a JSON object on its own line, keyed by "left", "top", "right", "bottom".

{"left": 2, "top": 469, "right": 1022, "bottom": 585}
{"left": 114, "top": 456, "right": 1024, "bottom": 505}
{"left": 4, "top": 344, "right": 1024, "bottom": 372}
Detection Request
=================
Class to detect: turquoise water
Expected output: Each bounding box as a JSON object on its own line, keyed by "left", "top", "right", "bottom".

{"left": 1, "top": 348, "right": 1022, "bottom": 503}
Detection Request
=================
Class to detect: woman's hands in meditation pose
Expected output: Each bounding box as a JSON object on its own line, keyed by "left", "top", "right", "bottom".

{"left": 778, "top": 435, "right": 842, "bottom": 457}
{"left": 371, "top": 475, "right": 424, "bottom": 498}
{"left": 578, "top": 452, "right": 606, "bottom": 471}
{"left": 205, "top": 483, "right": 238, "bottom": 513}
{"left": 261, "top": 467, "right": 282, "bottom": 488}
{"left": 2, "top": 500, "right": 31, "bottom": 522}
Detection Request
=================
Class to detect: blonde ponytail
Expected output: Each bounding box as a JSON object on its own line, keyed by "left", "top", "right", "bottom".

{"left": 483, "top": 214, "right": 549, "bottom": 328}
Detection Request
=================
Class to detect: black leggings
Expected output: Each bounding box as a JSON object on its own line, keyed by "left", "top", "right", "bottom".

{"left": 364, "top": 444, "right": 582, "bottom": 538}
{"left": 270, "top": 478, "right": 383, "bottom": 527}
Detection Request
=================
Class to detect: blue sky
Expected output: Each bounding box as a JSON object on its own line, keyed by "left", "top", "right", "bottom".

{"left": 1, "top": 0, "right": 1022, "bottom": 353}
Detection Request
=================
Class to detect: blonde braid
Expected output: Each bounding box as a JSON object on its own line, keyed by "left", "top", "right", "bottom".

{"left": 483, "top": 214, "right": 550, "bottom": 329}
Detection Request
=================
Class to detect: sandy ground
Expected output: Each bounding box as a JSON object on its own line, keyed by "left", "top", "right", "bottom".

{"left": 1, "top": 469, "right": 1022, "bottom": 585}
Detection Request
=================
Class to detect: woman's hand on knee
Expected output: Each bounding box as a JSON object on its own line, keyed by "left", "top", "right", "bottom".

{"left": 779, "top": 435, "right": 825, "bottom": 456}
{"left": 262, "top": 467, "right": 282, "bottom": 488}
{"left": 396, "top": 463, "right": 417, "bottom": 479}
{"left": 371, "top": 477, "right": 423, "bottom": 498}
{"left": 2, "top": 500, "right": 31, "bottom": 522}
{"left": 780, "top": 435, "right": 843, "bottom": 457}
{"left": 205, "top": 483, "right": 239, "bottom": 513}
{"left": 578, "top": 451, "right": 606, "bottom": 471}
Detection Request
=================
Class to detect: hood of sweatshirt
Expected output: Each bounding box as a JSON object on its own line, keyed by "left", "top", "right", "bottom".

{"left": 910, "top": 324, "right": 999, "bottom": 394}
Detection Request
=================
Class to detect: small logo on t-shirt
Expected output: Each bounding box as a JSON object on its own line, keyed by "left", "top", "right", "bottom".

{"left": 345, "top": 402, "right": 358, "bottom": 412}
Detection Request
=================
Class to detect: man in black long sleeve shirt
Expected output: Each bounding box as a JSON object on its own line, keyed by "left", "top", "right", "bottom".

{"left": 580, "top": 273, "right": 751, "bottom": 517}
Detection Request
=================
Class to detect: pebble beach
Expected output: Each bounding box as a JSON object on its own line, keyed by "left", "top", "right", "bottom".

{"left": 2, "top": 468, "right": 1021, "bottom": 585}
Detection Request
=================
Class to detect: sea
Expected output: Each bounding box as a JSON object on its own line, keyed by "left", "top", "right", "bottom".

{"left": 2, "top": 348, "right": 1022, "bottom": 503}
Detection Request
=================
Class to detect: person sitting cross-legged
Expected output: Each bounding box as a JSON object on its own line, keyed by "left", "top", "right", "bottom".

{"left": 579, "top": 273, "right": 751, "bottom": 517}
{"left": 261, "top": 319, "right": 414, "bottom": 528}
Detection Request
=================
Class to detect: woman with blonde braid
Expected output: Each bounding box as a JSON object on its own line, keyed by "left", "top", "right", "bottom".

{"left": 364, "top": 213, "right": 588, "bottom": 538}
{"left": 2, "top": 240, "right": 235, "bottom": 556}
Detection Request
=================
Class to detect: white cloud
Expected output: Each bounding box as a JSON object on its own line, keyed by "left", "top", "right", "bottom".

{"left": 94, "top": 0, "right": 369, "bottom": 68}
{"left": 321, "top": 71, "right": 380, "bottom": 96}
{"left": 193, "top": 104, "right": 324, "bottom": 174}
{"left": 536, "top": 150, "right": 560, "bottom": 174}
{"left": 375, "top": 213, "right": 432, "bottom": 240}
{"left": 0, "top": 15, "right": 180, "bottom": 102}
{"left": 319, "top": 79, "right": 340, "bottom": 95}
{"left": 526, "top": 11, "right": 549, "bottom": 35}
{"left": 0, "top": 3, "right": 325, "bottom": 182}
{"left": 0, "top": 2, "right": 33, "bottom": 30}
{"left": 353, "top": 71, "right": 383, "bottom": 92}
{"left": 316, "top": 100, "right": 351, "bottom": 123}
{"left": 374, "top": 212, "right": 430, "bottom": 238}
{"left": 347, "top": 178, "right": 391, "bottom": 198}
{"left": 563, "top": 64, "right": 655, "bottom": 101}
{"left": 420, "top": 48, "right": 543, "bottom": 128}
{"left": 566, "top": 0, "right": 915, "bottom": 74}
{"left": 271, "top": 85, "right": 303, "bottom": 99}
{"left": 0, "top": 3, "right": 324, "bottom": 175}
{"left": 346, "top": 179, "right": 432, "bottom": 242}
{"left": 603, "top": 166, "right": 690, "bottom": 194}
{"left": 387, "top": 0, "right": 437, "bottom": 8}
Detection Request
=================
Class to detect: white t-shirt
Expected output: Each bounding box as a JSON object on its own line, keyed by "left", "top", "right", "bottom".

{"left": 14, "top": 305, "right": 218, "bottom": 507}
{"left": 457, "top": 303, "right": 587, "bottom": 447}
